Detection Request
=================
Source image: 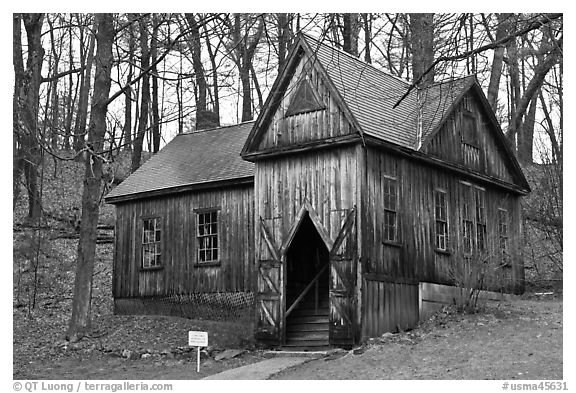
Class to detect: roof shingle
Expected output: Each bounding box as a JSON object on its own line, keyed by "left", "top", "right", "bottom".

{"left": 105, "top": 122, "right": 255, "bottom": 202}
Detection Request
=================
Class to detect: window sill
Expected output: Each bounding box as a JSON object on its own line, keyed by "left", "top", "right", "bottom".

{"left": 382, "top": 240, "right": 402, "bottom": 248}
{"left": 140, "top": 266, "right": 164, "bottom": 272}
{"left": 434, "top": 248, "right": 452, "bottom": 256}
{"left": 194, "top": 261, "right": 221, "bottom": 267}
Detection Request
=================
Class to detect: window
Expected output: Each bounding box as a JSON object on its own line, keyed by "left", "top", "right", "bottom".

{"left": 475, "top": 188, "right": 487, "bottom": 251}
{"left": 498, "top": 208, "right": 510, "bottom": 265}
{"left": 383, "top": 177, "right": 398, "bottom": 242}
{"left": 434, "top": 189, "right": 448, "bottom": 251}
{"left": 142, "top": 217, "right": 162, "bottom": 268}
{"left": 461, "top": 183, "right": 474, "bottom": 254}
{"left": 461, "top": 112, "right": 478, "bottom": 147}
{"left": 197, "top": 210, "right": 219, "bottom": 263}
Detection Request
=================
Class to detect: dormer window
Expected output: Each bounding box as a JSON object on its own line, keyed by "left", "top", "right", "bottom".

{"left": 285, "top": 77, "right": 325, "bottom": 117}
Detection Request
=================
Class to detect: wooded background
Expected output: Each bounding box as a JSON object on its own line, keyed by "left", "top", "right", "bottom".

{"left": 12, "top": 13, "right": 562, "bottom": 342}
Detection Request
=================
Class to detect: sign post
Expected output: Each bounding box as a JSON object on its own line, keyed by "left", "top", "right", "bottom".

{"left": 188, "top": 331, "right": 208, "bottom": 373}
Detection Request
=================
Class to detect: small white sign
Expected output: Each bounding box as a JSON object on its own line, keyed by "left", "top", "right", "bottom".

{"left": 188, "top": 331, "right": 208, "bottom": 347}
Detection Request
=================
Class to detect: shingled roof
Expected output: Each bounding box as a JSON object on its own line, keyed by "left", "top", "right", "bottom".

{"left": 105, "top": 122, "right": 255, "bottom": 203}
{"left": 303, "top": 35, "right": 419, "bottom": 148}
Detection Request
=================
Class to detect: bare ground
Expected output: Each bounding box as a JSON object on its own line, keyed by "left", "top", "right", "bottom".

{"left": 273, "top": 297, "right": 562, "bottom": 380}
{"left": 13, "top": 296, "right": 562, "bottom": 380}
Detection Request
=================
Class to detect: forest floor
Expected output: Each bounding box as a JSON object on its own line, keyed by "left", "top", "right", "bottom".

{"left": 12, "top": 153, "right": 564, "bottom": 380}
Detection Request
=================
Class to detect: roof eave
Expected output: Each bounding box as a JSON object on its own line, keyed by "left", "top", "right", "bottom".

{"left": 105, "top": 175, "right": 254, "bottom": 204}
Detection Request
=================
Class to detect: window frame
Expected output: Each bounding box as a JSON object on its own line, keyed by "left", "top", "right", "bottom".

{"left": 460, "top": 182, "right": 475, "bottom": 255}
{"left": 498, "top": 208, "right": 511, "bottom": 267}
{"left": 140, "top": 215, "right": 163, "bottom": 270}
{"left": 195, "top": 207, "right": 221, "bottom": 266}
{"left": 383, "top": 175, "right": 399, "bottom": 245}
{"left": 475, "top": 186, "right": 487, "bottom": 252}
{"left": 434, "top": 188, "right": 449, "bottom": 252}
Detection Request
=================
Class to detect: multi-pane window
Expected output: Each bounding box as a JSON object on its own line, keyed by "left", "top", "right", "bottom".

{"left": 197, "top": 210, "right": 219, "bottom": 263}
{"left": 383, "top": 177, "right": 398, "bottom": 242}
{"left": 475, "top": 187, "right": 487, "bottom": 251}
{"left": 434, "top": 189, "right": 448, "bottom": 251}
{"left": 461, "top": 183, "right": 474, "bottom": 254}
{"left": 142, "top": 217, "right": 162, "bottom": 268}
{"left": 498, "top": 208, "right": 510, "bottom": 264}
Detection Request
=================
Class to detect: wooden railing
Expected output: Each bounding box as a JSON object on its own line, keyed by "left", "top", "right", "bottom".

{"left": 286, "top": 264, "right": 328, "bottom": 318}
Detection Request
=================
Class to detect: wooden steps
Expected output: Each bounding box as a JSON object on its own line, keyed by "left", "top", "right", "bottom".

{"left": 284, "top": 289, "right": 330, "bottom": 351}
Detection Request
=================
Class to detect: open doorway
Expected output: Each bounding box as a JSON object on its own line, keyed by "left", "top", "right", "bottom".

{"left": 284, "top": 212, "right": 330, "bottom": 349}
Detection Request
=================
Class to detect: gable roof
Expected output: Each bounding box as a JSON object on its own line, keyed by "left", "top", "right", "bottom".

{"left": 303, "top": 35, "right": 419, "bottom": 148}
{"left": 419, "top": 75, "right": 476, "bottom": 145}
{"left": 243, "top": 34, "right": 476, "bottom": 155}
{"left": 105, "top": 122, "right": 255, "bottom": 203}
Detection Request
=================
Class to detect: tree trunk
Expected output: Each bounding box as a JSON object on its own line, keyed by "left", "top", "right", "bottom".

{"left": 13, "top": 13, "right": 24, "bottom": 210}
{"left": 409, "top": 13, "right": 435, "bottom": 88}
{"left": 131, "top": 14, "right": 150, "bottom": 172}
{"left": 362, "top": 13, "right": 372, "bottom": 64}
{"left": 342, "top": 13, "right": 360, "bottom": 57}
{"left": 19, "top": 13, "right": 45, "bottom": 222}
{"left": 277, "top": 13, "right": 291, "bottom": 71}
{"left": 517, "top": 94, "right": 537, "bottom": 163}
{"left": 150, "top": 14, "right": 161, "bottom": 152}
{"left": 67, "top": 13, "right": 114, "bottom": 342}
{"left": 73, "top": 20, "right": 96, "bottom": 152}
{"left": 487, "top": 13, "right": 511, "bottom": 111}
{"left": 123, "top": 17, "right": 135, "bottom": 151}
{"left": 204, "top": 22, "right": 220, "bottom": 125}
{"left": 185, "top": 13, "right": 217, "bottom": 130}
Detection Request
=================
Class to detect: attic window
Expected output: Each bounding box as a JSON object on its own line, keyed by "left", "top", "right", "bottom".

{"left": 285, "top": 78, "right": 325, "bottom": 117}
{"left": 461, "top": 112, "right": 478, "bottom": 146}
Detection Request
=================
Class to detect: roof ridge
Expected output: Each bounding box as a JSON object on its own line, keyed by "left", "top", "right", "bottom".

{"left": 301, "top": 33, "right": 411, "bottom": 88}
{"left": 425, "top": 74, "right": 476, "bottom": 88}
{"left": 176, "top": 120, "right": 256, "bottom": 136}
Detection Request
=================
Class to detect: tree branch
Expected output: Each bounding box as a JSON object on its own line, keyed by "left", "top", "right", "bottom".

{"left": 42, "top": 66, "right": 86, "bottom": 83}
{"left": 393, "top": 13, "right": 562, "bottom": 108}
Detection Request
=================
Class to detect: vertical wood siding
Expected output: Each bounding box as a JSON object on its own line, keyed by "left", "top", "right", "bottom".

{"left": 423, "top": 91, "right": 516, "bottom": 184}
{"left": 113, "top": 184, "right": 255, "bottom": 298}
{"left": 255, "top": 146, "right": 359, "bottom": 247}
{"left": 362, "top": 278, "right": 419, "bottom": 337}
{"left": 257, "top": 51, "right": 353, "bottom": 150}
{"left": 362, "top": 146, "right": 523, "bottom": 294}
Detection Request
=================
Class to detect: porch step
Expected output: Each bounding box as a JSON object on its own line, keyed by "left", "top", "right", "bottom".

{"left": 286, "top": 330, "right": 329, "bottom": 340}
{"left": 287, "top": 323, "right": 329, "bottom": 332}
{"left": 289, "top": 308, "right": 329, "bottom": 317}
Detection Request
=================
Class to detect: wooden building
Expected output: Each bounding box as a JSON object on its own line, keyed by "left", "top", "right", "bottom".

{"left": 106, "top": 34, "right": 530, "bottom": 349}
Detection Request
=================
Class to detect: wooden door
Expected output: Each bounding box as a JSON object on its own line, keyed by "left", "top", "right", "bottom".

{"left": 329, "top": 208, "right": 357, "bottom": 346}
{"left": 255, "top": 217, "right": 283, "bottom": 344}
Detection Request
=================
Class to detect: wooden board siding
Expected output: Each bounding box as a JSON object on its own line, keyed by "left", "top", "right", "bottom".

{"left": 255, "top": 146, "right": 359, "bottom": 246}
{"left": 362, "top": 146, "right": 523, "bottom": 294}
{"left": 257, "top": 50, "right": 354, "bottom": 151}
{"left": 113, "top": 184, "right": 254, "bottom": 298}
{"left": 422, "top": 91, "right": 515, "bottom": 184}
{"left": 254, "top": 145, "right": 360, "bottom": 344}
{"left": 362, "top": 277, "right": 419, "bottom": 338}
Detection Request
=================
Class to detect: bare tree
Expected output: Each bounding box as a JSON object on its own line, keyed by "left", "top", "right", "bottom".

{"left": 67, "top": 12, "right": 115, "bottom": 342}
{"left": 14, "top": 13, "right": 45, "bottom": 222}
{"left": 131, "top": 14, "right": 151, "bottom": 172}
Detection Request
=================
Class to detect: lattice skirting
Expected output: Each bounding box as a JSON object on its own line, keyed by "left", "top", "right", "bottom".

{"left": 114, "top": 292, "right": 255, "bottom": 322}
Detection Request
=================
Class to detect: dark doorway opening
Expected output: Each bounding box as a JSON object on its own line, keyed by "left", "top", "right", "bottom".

{"left": 284, "top": 212, "right": 330, "bottom": 349}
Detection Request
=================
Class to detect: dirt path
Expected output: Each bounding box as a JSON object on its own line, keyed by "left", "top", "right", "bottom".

{"left": 273, "top": 298, "right": 562, "bottom": 380}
